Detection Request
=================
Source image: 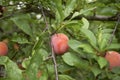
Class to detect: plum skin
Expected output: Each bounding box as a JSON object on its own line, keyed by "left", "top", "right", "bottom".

{"left": 51, "top": 33, "right": 69, "bottom": 55}
{"left": 105, "top": 51, "right": 120, "bottom": 69}
{"left": 0, "top": 42, "right": 8, "bottom": 56}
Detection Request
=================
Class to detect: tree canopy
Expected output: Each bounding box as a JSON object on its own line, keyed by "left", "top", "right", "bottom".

{"left": 0, "top": 0, "right": 120, "bottom": 80}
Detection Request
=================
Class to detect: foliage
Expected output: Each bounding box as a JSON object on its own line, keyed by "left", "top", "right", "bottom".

{"left": 0, "top": 0, "right": 120, "bottom": 80}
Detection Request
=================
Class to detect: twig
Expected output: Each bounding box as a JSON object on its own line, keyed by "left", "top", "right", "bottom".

{"left": 51, "top": 43, "right": 59, "bottom": 80}
{"left": 39, "top": 6, "right": 49, "bottom": 32}
{"left": 44, "top": 55, "right": 52, "bottom": 61}
{"left": 11, "top": 51, "right": 18, "bottom": 60}
{"left": 0, "top": 65, "right": 6, "bottom": 78}
{"left": 39, "top": 5, "right": 59, "bottom": 80}
{"left": 108, "top": 14, "right": 120, "bottom": 46}
{"left": 0, "top": 13, "right": 14, "bottom": 20}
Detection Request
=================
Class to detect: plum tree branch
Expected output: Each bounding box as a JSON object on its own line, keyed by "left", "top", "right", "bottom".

{"left": 51, "top": 45, "right": 59, "bottom": 80}
{"left": 108, "top": 14, "right": 120, "bottom": 46}
{"left": 25, "top": 6, "right": 119, "bottom": 21}
{"left": 0, "top": 2, "right": 119, "bottom": 21}
{"left": 71, "top": 14, "right": 118, "bottom": 21}
{"left": 25, "top": 5, "right": 119, "bottom": 21}
{"left": 40, "top": 5, "right": 59, "bottom": 80}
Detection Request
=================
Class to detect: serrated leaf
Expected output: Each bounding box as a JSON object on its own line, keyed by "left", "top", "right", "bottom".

{"left": 0, "top": 56, "right": 23, "bottom": 80}
{"left": 80, "top": 28, "right": 97, "bottom": 49}
{"left": 82, "top": 18, "right": 89, "bottom": 29}
{"left": 11, "top": 14, "right": 33, "bottom": 37}
{"left": 97, "top": 57, "right": 107, "bottom": 69}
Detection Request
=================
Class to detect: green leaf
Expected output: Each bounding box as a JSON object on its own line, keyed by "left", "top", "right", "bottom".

{"left": 68, "top": 40, "right": 85, "bottom": 56}
{"left": 25, "top": 49, "right": 48, "bottom": 80}
{"left": 58, "top": 64, "right": 74, "bottom": 73}
{"left": 80, "top": 28, "right": 97, "bottom": 49}
{"left": 71, "top": 7, "right": 96, "bottom": 19}
{"left": 46, "top": 64, "right": 54, "bottom": 75}
{"left": 62, "top": 52, "right": 78, "bottom": 66}
{"left": 111, "top": 67, "right": 120, "bottom": 74}
{"left": 51, "top": 74, "right": 75, "bottom": 80}
{"left": 71, "top": 12, "right": 80, "bottom": 19}
{"left": 52, "top": 0, "right": 64, "bottom": 23}
{"left": 62, "top": 52, "right": 89, "bottom": 70}
{"left": 91, "top": 66, "right": 102, "bottom": 77}
{"left": 82, "top": 18, "right": 89, "bottom": 29}
{"left": 64, "top": 0, "right": 76, "bottom": 18}
{"left": 112, "top": 76, "right": 120, "bottom": 80}
{"left": 107, "top": 43, "right": 120, "bottom": 49}
{"left": 86, "top": 0, "right": 96, "bottom": 3}
{"left": 97, "top": 28, "right": 113, "bottom": 51}
{"left": 79, "top": 43, "right": 95, "bottom": 54}
{"left": 99, "top": 7, "right": 117, "bottom": 16}
{"left": 22, "top": 57, "right": 31, "bottom": 69}
{"left": 52, "top": 0, "right": 76, "bottom": 22}
{"left": 68, "top": 40, "right": 82, "bottom": 52}
{"left": 99, "top": 38, "right": 108, "bottom": 51}
{"left": 39, "top": 69, "right": 48, "bottom": 80}
{"left": 97, "top": 57, "right": 107, "bottom": 69}
{"left": 59, "top": 75, "right": 76, "bottom": 80}
{"left": 63, "top": 20, "right": 80, "bottom": 26}
{"left": 12, "top": 36, "right": 30, "bottom": 44}
{"left": 0, "top": 56, "right": 23, "bottom": 80}
{"left": 11, "top": 14, "right": 33, "bottom": 37}
{"left": 80, "top": 7, "right": 96, "bottom": 15}
{"left": 103, "top": 29, "right": 113, "bottom": 33}
{"left": 74, "top": 60, "right": 89, "bottom": 71}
